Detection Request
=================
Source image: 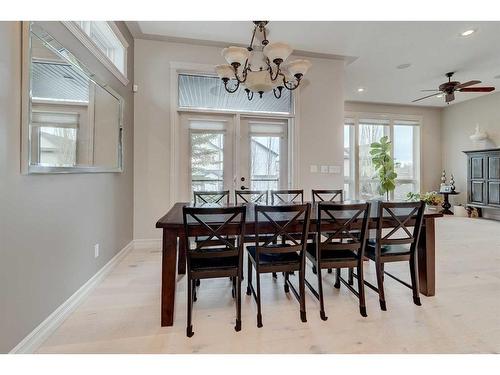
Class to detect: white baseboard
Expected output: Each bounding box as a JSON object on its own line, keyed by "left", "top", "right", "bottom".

{"left": 133, "top": 238, "right": 162, "bottom": 250}
{"left": 9, "top": 240, "right": 135, "bottom": 354}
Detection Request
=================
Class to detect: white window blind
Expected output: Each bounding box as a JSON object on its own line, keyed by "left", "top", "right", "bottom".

{"left": 178, "top": 74, "right": 293, "bottom": 114}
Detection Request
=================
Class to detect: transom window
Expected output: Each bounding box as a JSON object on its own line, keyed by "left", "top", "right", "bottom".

{"left": 178, "top": 74, "right": 293, "bottom": 115}
{"left": 344, "top": 114, "right": 421, "bottom": 200}
{"left": 75, "top": 22, "right": 127, "bottom": 74}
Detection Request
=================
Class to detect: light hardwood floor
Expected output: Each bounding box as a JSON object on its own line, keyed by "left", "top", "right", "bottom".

{"left": 37, "top": 217, "right": 500, "bottom": 354}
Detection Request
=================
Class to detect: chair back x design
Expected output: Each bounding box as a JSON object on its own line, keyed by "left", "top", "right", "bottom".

{"left": 193, "top": 190, "right": 230, "bottom": 207}
{"left": 316, "top": 202, "right": 371, "bottom": 259}
{"left": 235, "top": 190, "right": 268, "bottom": 205}
{"left": 254, "top": 203, "right": 311, "bottom": 259}
{"left": 270, "top": 189, "right": 304, "bottom": 205}
{"left": 376, "top": 201, "right": 425, "bottom": 250}
{"left": 312, "top": 189, "right": 344, "bottom": 204}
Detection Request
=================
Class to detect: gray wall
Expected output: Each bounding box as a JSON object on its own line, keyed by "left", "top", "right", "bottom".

{"left": 0, "top": 21, "right": 134, "bottom": 353}
{"left": 441, "top": 92, "right": 500, "bottom": 217}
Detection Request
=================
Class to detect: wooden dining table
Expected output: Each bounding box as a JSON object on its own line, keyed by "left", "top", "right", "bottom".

{"left": 156, "top": 201, "right": 443, "bottom": 327}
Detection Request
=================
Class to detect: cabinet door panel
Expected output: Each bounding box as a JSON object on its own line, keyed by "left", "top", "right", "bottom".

{"left": 488, "top": 182, "right": 500, "bottom": 206}
{"left": 471, "top": 156, "right": 484, "bottom": 179}
{"left": 470, "top": 181, "right": 485, "bottom": 204}
{"left": 488, "top": 156, "right": 500, "bottom": 180}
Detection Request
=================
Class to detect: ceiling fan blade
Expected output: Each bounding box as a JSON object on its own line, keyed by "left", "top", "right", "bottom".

{"left": 456, "top": 80, "right": 481, "bottom": 89}
{"left": 459, "top": 87, "right": 495, "bottom": 92}
{"left": 420, "top": 89, "right": 440, "bottom": 92}
{"left": 446, "top": 93, "right": 455, "bottom": 103}
{"left": 412, "top": 92, "right": 442, "bottom": 102}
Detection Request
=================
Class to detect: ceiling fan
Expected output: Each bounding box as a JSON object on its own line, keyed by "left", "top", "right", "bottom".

{"left": 412, "top": 72, "right": 495, "bottom": 104}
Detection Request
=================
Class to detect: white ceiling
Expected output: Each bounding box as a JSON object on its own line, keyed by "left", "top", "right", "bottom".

{"left": 130, "top": 21, "right": 500, "bottom": 107}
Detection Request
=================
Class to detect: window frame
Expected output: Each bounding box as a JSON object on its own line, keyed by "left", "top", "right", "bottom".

{"left": 344, "top": 111, "right": 422, "bottom": 200}
{"left": 62, "top": 21, "right": 129, "bottom": 86}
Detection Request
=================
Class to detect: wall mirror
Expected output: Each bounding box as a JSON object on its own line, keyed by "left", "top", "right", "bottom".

{"left": 22, "top": 22, "right": 123, "bottom": 174}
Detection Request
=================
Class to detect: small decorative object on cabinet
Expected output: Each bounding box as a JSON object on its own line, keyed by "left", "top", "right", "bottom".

{"left": 463, "top": 148, "right": 500, "bottom": 217}
{"left": 450, "top": 174, "right": 456, "bottom": 192}
{"left": 440, "top": 170, "right": 447, "bottom": 189}
{"left": 469, "top": 124, "right": 494, "bottom": 150}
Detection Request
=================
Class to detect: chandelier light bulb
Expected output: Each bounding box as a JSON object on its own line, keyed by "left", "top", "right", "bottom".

{"left": 215, "top": 64, "right": 235, "bottom": 80}
{"left": 221, "top": 46, "right": 250, "bottom": 67}
{"left": 286, "top": 59, "right": 312, "bottom": 78}
{"left": 263, "top": 42, "right": 293, "bottom": 65}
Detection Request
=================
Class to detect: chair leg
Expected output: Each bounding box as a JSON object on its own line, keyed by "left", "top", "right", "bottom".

{"left": 235, "top": 276, "right": 242, "bottom": 331}
{"left": 192, "top": 277, "right": 197, "bottom": 302}
{"left": 348, "top": 268, "right": 354, "bottom": 285}
{"left": 334, "top": 268, "right": 341, "bottom": 289}
{"left": 375, "top": 260, "right": 387, "bottom": 311}
{"left": 186, "top": 278, "right": 194, "bottom": 337}
{"left": 357, "top": 263, "right": 367, "bottom": 317}
{"left": 327, "top": 268, "right": 332, "bottom": 274}
{"left": 381, "top": 263, "right": 385, "bottom": 281}
{"left": 284, "top": 272, "right": 290, "bottom": 293}
{"left": 409, "top": 255, "right": 421, "bottom": 306}
{"left": 246, "top": 255, "right": 252, "bottom": 296}
{"left": 232, "top": 276, "right": 236, "bottom": 299}
{"left": 317, "top": 264, "right": 327, "bottom": 321}
{"left": 312, "top": 265, "right": 317, "bottom": 274}
{"left": 196, "top": 279, "right": 200, "bottom": 286}
{"left": 272, "top": 272, "right": 277, "bottom": 279}
{"left": 256, "top": 271, "right": 263, "bottom": 328}
{"left": 299, "top": 269, "right": 307, "bottom": 322}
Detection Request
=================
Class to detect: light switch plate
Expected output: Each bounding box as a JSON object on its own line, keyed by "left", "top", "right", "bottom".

{"left": 320, "top": 165, "right": 328, "bottom": 173}
{"left": 310, "top": 165, "right": 318, "bottom": 173}
{"left": 329, "top": 165, "right": 341, "bottom": 174}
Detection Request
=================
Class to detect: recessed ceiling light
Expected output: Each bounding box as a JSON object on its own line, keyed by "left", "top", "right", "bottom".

{"left": 396, "top": 63, "right": 411, "bottom": 70}
{"left": 460, "top": 29, "right": 476, "bottom": 37}
{"left": 357, "top": 87, "right": 365, "bottom": 92}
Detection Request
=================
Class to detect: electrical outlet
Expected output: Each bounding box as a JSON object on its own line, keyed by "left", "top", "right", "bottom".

{"left": 329, "top": 165, "right": 341, "bottom": 174}
{"left": 94, "top": 244, "right": 99, "bottom": 258}
{"left": 320, "top": 165, "right": 328, "bottom": 173}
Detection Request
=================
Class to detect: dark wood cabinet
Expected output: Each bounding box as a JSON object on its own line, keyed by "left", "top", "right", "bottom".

{"left": 464, "top": 148, "right": 500, "bottom": 210}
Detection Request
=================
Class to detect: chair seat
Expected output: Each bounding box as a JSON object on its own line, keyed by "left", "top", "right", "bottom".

{"left": 243, "top": 234, "right": 276, "bottom": 243}
{"left": 306, "top": 242, "right": 358, "bottom": 261}
{"left": 365, "top": 241, "right": 411, "bottom": 259}
{"left": 190, "top": 248, "right": 239, "bottom": 271}
{"left": 247, "top": 245, "right": 300, "bottom": 265}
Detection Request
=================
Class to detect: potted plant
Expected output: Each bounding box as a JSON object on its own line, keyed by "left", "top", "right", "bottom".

{"left": 370, "top": 136, "right": 398, "bottom": 201}
{"left": 406, "top": 191, "right": 444, "bottom": 210}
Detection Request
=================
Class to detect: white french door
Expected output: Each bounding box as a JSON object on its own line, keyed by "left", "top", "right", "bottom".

{"left": 178, "top": 113, "right": 289, "bottom": 202}
{"left": 238, "top": 117, "right": 288, "bottom": 192}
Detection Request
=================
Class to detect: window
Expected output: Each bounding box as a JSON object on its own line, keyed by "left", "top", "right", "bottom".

{"left": 178, "top": 74, "right": 293, "bottom": 114}
{"left": 32, "top": 111, "right": 79, "bottom": 167}
{"left": 64, "top": 21, "right": 128, "bottom": 84}
{"left": 189, "top": 120, "right": 226, "bottom": 192}
{"left": 248, "top": 122, "right": 287, "bottom": 190}
{"left": 344, "top": 121, "right": 355, "bottom": 199}
{"left": 344, "top": 114, "right": 421, "bottom": 200}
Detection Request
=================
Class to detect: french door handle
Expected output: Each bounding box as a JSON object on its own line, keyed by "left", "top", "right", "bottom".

{"left": 240, "top": 186, "right": 248, "bottom": 190}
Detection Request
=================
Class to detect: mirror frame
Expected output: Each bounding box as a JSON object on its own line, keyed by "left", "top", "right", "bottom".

{"left": 21, "top": 21, "right": 124, "bottom": 174}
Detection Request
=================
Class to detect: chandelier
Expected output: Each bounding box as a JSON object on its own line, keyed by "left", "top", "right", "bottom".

{"left": 215, "top": 21, "right": 311, "bottom": 100}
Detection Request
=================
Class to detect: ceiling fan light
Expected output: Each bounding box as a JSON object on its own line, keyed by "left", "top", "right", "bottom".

{"left": 222, "top": 46, "right": 250, "bottom": 66}
{"left": 215, "top": 64, "right": 235, "bottom": 80}
{"left": 286, "top": 59, "right": 312, "bottom": 77}
{"left": 263, "top": 42, "right": 293, "bottom": 64}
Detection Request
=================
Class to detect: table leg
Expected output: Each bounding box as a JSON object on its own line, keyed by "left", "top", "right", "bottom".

{"left": 161, "top": 228, "right": 178, "bottom": 326}
{"left": 417, "top": 217, "right": 436, "bottom": 296}
{"left": 177, "top": 235, "right": 186, "bottom": 275}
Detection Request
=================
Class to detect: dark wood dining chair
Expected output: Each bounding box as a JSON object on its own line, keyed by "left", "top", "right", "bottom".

{"left": 246, "top": 203, "right": 311, "bottom": 327}
{"left": 193, "top": 190, "right": 230, "bottom": 206}
{"left": 234, "top": 190, "right": 269, "bottom": 205}
{"left": 311, "top": 189, "right": 344, "bottom": 204}
{"left": 311, "top": 189, "right": 344, "bottom": 275}
{"left": 364, "top": 201, "right": 425, "bottom": 311}
{"left": 270, "top": 189, "right": 304, "bottom": 204}
{"left": 305, "top": 202, "right": 371, "bottom": 320}
{"left": 182, "top": 205, "right": 246, "bottom": 337}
